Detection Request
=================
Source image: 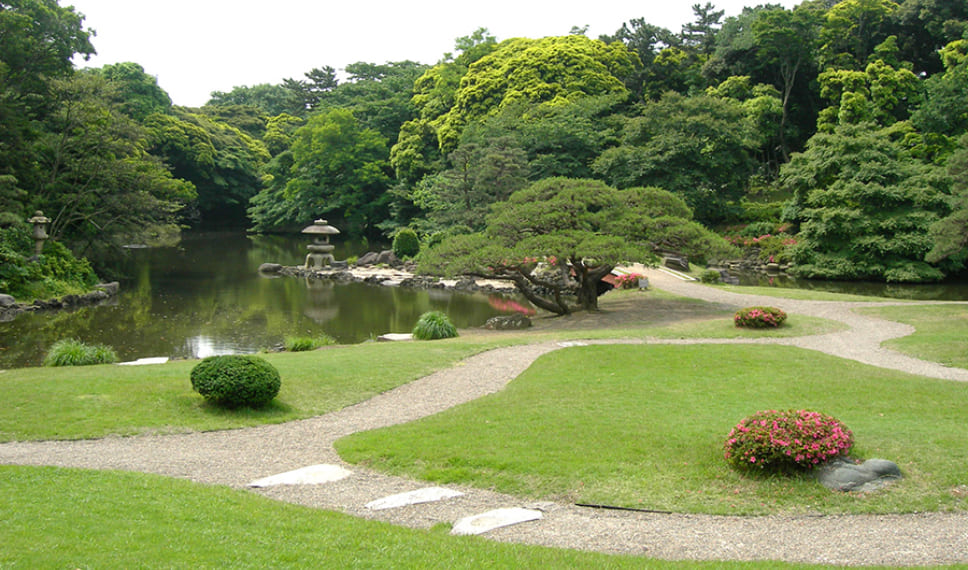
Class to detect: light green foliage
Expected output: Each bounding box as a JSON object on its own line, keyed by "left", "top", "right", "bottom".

{"left": 411, "top": 311, "right": 458, "bottom": 340}
{"left": 43, "top": 339, "right": 117, "bottom": 367}
{"left": 262, "top": 113, "right": 304, "bottom": 156}
{"left": 190, "top": 354, "right": 281, "bottom": 408}
{"left": 782, "top": 122, "right": 950, "bottom": 282}
{"left": 593, "top": 92, "right": 758, "bottom": 224}
{"left": 283, "top": 335, "right": 337, "bottom": 352}
{"left": 207, "top": 83, "right": 299, "bottom": 116}
{"left": 819, "top": 0, "right": 900, "bottom": 70}
{"left": 817, "top": 54, "right": 921, "bottom": 130}
{"left": 391, "top": 228, "right": 420, "bottom": 259}
{"left": 435, "top": 35, "right": 638, "bottom": 149}
{"left": 200, "top": 104, "right": 269, "bottom": 139}
{"left": 910, "top": 39, "right": 968, "bottom": 160}
{"left": 419, "top": 178, "right": 734, "bottom": 314}
{"left": 699, "top": 269, "right": 722, "bottom": 284}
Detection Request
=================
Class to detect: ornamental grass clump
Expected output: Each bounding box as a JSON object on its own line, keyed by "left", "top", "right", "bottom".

{"left": 734, "top": 306, "right": 787, "bottom": 328}
{"left": 412, "top": 311, "right": 458, "bottom": 340}
{"left": 284, "top": 334, "right": 336, "bottom": 352}
{"left": 190, "top": 354, "right": 281, "bottom": 408}
{"left": 43, "top": 338, "right": 118, "bottom": 367}
{"left": 724, "top": 409, "right": 853, "bottom": 472}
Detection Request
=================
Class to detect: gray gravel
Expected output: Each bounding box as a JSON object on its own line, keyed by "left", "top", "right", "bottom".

{"left": 2, "top": 269, "right": 967, "bottom": 566}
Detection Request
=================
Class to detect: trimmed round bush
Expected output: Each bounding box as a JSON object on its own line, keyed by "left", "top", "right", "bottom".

{"left": 392, "top": 228, "right": 420, "bottom": 259}
{"left": 724, "top": 409, "right": 853, "bottom": 472}
{"left": 734, "top": 306, "right": 787, "bottom": 328}
{"left": 43, "top": 338, "right": 118, "bottom": 367}
{"left": 190, "top": 355, "right": 281, "bottom": 408}
{"left": 699, "top": 269, "right": 722, "bottom": 284}
{"left": 412, "top": 311, "right": 458, "bottom": 340}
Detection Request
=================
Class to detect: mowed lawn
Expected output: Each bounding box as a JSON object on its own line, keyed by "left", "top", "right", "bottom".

{"left": 336, "top": 344, "right": 968, "bottom": 516}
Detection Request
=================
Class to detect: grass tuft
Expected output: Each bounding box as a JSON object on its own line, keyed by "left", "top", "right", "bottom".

{"left": 42, "top": 338, "right": 118, "bottom": 367}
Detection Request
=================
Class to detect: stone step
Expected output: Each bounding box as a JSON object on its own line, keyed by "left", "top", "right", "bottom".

{"left": 365, "top": 487, "right": 464, "bottom": 511}
{"left": 248, "top": 464, "right": 353, "bottom": 487}
{"left": 451, "top": 507, "right": 543, "bottom": 536}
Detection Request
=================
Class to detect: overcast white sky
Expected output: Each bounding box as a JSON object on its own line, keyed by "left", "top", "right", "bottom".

{"left": 67, "top": 0, "right": 800, "bottom": 107}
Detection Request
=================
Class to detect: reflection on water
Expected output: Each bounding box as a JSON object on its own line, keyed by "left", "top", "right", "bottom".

{"left": 731, "top": 270, "right": 968, "bottom": 300}
{"left": 0, "top": 232, "right": 518, "bottom": 369}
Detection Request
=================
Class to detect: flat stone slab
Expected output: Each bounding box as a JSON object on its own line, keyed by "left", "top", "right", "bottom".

{"left": 118, "top": 357, "right": 170, "bottom": 366}
{"left": 248, "top": 464, "right": 352, "bottom": 487}
{"left": 377, "top": 333, "right": 413, "bottom": 342}
{"left": 365, "top": 487, "right": 465, "bottom": 511}
{"left": 451, "top": 507, "right": 543, "bottom": 536}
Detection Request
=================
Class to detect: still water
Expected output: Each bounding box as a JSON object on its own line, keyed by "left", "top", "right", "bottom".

{"left": 0, "top": 232, "right": 513, "bottom": 369}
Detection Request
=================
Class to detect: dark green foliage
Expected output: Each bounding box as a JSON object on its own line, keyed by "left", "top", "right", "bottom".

{"left": 392, "top": 228, "right": 420, "bottom": 259}
{"left": 190, "top": 355, "right": 281, "bottom": 408}
{"left": 734, "top": 306, "right": 787, "bottom": 328}
{"left": 43, "top": 339, "right": 118, "bottom": 367}
{"left": 782, "top": 123, "right": 950, "bottom": 282}
{"left": 411, "top": 311, "right": 458, "bottom": 340}
{"left": 0, "top": 224, "right": 98, "bottom": 300}
{"left": 699, "top": 269, "right": 722, "bottom": 284}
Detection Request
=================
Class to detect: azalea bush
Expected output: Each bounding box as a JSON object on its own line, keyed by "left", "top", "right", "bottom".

{"left": 734, "top": 306, "right": 787, "bottom": 328}
{"left": 724, "top": 409, "right": 854, "bottom": 472}
{"left": 613, "top": 273, "right": 644, "bottom": 289}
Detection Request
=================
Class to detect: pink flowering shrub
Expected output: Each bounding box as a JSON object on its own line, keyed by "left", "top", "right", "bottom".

{"left": 734, "top": 306, "right": 787, "bottom": 328}
{"left": 613, "top": 273, "right": 644, "bottom": 289}
{"left": 724, "top": 409, "right": 854, "bottom": 472}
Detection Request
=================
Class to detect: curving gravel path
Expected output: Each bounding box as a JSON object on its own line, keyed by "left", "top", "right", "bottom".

{"left": 2, "top": 268, "right": 967, "bottom": 566}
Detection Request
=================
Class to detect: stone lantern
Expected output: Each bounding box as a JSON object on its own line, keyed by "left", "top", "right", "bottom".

{"left": 302, "top": 219, "right": 340, "bottom": 269}
{"left": 28, "top": 210, "right": 51, "bottom": 256}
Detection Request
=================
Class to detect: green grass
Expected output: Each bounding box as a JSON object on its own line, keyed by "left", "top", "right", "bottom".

{"left": 336, "top": 344, "right": 968, "bottom": 516}
{"left": 708, "top": 283, "right": 910, "bottom": 302}
{"left": 0, "top": 341, "right": 503, "bottom": 442}
{"left": 858, "top": 304, "right": 968, "bottom": 369}
{"left": 0, "top": 465, "right": 827, "bottom": 570}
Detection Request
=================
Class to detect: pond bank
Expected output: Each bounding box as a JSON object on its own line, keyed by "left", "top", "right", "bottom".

{"left": 0, "top": 282, "right": 120, "bottom": 323}
{"left": 261, "top": 263, "right": 519, "bottom": 295}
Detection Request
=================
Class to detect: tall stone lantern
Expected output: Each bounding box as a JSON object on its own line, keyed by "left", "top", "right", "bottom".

{"left": 28, "top": 211, "right": 51, "bottom": 256}
{"left": 302, "top": 219, "right": 340, "bottom": 269}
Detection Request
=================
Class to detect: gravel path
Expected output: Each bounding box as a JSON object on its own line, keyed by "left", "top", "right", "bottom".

{"left": 2, "top": 269, "right": 967, "bottom": 566}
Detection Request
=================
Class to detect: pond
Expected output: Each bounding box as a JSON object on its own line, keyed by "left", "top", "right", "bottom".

{"left": 0, "top": 232, "right": 516, "bottom": 369}
{"left": 729, "top": 270, "right": 968, "bottom": 300}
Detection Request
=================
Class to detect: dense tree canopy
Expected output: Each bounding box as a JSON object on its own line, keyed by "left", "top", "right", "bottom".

{"left": 6, "top": 0, "right": 968, "bottom": 295}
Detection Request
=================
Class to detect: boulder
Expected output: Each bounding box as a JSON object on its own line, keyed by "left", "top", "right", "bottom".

{"left": 376, "top": 250, "right": 400, "bottom": 266}
{"left": 483, "top": 313, "right": 532, "bottom": 330}
{"left": 258, "top": 263, "right": 283, "bottom": 274}
{"left": 356, "top": 252, "right": 379, "bottom": 266}
{"left": 95, "top": 281, "right": 120, "bottom": 296}
{"left": 815, "top": 457, "right": 902, "bottom": 492}
{"left": 0, "top": 294, "right": 15, "bottom": 307}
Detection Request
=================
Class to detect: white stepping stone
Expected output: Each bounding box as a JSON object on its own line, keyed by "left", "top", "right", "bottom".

{"left": 248, "top": 464, "right": 352, "bottom": 487}
{"left": 556, "top": 341, "right": 588, "bottom": 348}
{"left": 451, "top": 507, "right": 543, "bottom": 536}
{"left": 377, "top": 333, "right": 413, "bottom": 342}
{"left": 118, "top": 357, "right": 169, "bottom": 366}
{"left": 365, "top": 487, "right": 464, "bottom": 511}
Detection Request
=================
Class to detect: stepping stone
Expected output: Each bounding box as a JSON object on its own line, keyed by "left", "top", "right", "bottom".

{"left": 451, "top": 507, "right": 543, "bottom": 536}
{"left": 248, "top": 464, "right": 352, "bottom": 487}
{"left": 557, "top": 341, "right": 588, "bottom": 348}
{"left": 118, "top": 357, "right": 169, "bottom": 366}
{"left": 365, "top": 487, "right": 464, "bottom": 511}
{"left": 377, "top": 333, "right": 413, "bottom": 342}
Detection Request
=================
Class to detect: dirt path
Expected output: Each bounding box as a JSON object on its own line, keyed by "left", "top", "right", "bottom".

{"left": 2, "top": 270, "right": 967, "bottom": 566}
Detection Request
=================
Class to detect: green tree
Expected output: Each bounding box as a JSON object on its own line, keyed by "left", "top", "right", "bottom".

{"left": 251, "top": 108, "right": 391, "bottom": 234}
{"left": 682, "top": 2, "right": 725, "bottom": 57}
{"left": 206, "top": 83, "right": 297, "bottom": 116}
{"left": 91, "top": 62, "right": 171, "bottom": 121}
{"left": 592, "top": 92, "right": 758, "bottom": 224}
{"left": 599, "top": 17, "right": 681, "bottom": 98}
{"left": 926, "top": 133, "right": 968, "bottom": 267}
{"left": 418, "top": 178, "right": 734, "bottom": 314}
{"left": 411, "top": 137, "right": 529, "bottom": 230}
{"left": 145, "top": 108, "right": 269, "bottom": 225}
{"left": 282, "top": 66, "right": 338, "bottom": 115}
{"left": 781, "top": 122, "right": 950, "bottom": 282}
{"left": 33, "top": 73, "right": 195, "bottom": 251}
{"left": 910, "top": 39, "right": 968, "bottom": 160}
{"left": 819, "top": 0, "right": 900, "bottom": 70}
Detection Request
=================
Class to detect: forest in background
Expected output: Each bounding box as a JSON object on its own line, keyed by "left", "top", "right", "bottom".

{"left": 2, "top": 0, "right": 968, "bottom": 288}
